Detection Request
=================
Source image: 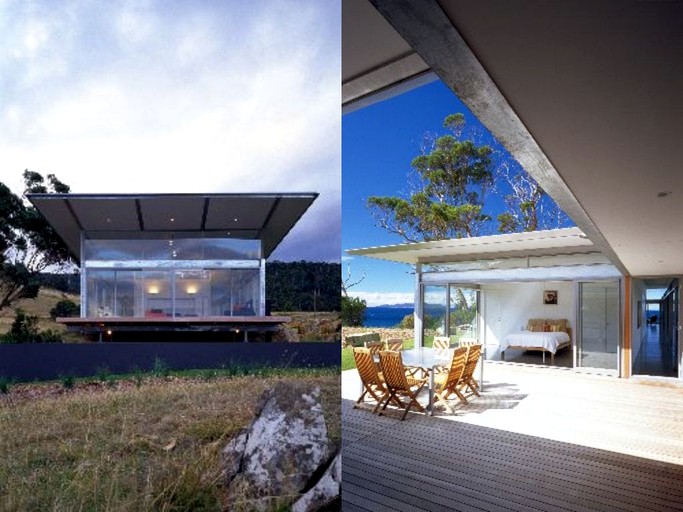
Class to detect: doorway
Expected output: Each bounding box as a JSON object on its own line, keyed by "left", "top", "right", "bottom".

{"left": 576, "top": 281, "right": 620, "bottom": 373}
{"left": 633, "top": 279, "right": 679, "bottom": 378}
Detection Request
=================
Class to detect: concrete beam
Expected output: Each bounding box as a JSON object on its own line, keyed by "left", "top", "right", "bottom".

{"left": 367, "top": 0, "right": 629, "bottom": 276}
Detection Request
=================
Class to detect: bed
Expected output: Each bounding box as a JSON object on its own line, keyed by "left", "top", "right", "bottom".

{"left": 501, "top": 319, "right": 572, "bottom": 365}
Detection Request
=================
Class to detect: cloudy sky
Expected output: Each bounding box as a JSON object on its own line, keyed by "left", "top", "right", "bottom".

{"left": 0, "top": 0, "right": 340, "bottom": 262}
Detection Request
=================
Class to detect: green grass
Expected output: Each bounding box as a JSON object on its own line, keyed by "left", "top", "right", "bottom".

{"left": 0, "top": 371, "right": 340, "bottom": 511}
{"left": 342, "top": 335, "right": 456, "bottom": 371}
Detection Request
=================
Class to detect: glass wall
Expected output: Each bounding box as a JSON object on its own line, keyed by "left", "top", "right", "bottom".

{"left": 423, "top": 285, "right": 448, "bottom": 343}
{"left": 577, "top": 281, "right": 620, "bottom": 371}
{"left": 449, "top": 286, "right": 479, "bottom": 342}
{"left": 85, "top": 268, "right": 261, "bottom": 318}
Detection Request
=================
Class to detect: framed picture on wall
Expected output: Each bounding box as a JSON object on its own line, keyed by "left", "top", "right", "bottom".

{"left": 544, "top": 290, "right": 558, "bottom": 305}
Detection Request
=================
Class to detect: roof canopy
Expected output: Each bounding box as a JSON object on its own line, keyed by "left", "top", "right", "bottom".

{"left": 347, "top": 227, "right": 596, "bottom": 265}
{"left": 28, "top": 193, "right": 318, "bottom": 260}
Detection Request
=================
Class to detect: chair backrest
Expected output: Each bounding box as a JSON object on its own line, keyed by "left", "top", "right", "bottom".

{"left": 461, "top": 344, "right": 482, "bottom": 380}
{"left": 385, "top": 338, "right": 403, "bottom": 351}
{"left": 459, "top": 338, "right": 480, "bottom": 347}
{"left": 379, "top": 350, "right": 409, "bottom": 391}
{"left": 364, "top": 340, "right": 383, "bottom": 355}
{"left": 433, "top": 336, "right": 451, "bottom": 349}
{"left": 444, "top": 346, "right": 468, "bottom": 389}
{"left": 354, "top": 347, "right": 383, "bottom": 386}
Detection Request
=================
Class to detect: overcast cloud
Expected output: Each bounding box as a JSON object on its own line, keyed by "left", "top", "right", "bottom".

{"left": 0, "top": 0, "right": 340, "bottom": 262}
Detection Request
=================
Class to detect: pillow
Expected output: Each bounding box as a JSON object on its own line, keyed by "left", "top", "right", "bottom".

{"left": 550, "top": 324, "right": 560, "bottom": 332}
{"left": 546, "top": 319, "right": 568, "bottom": 332}
{"left": 543, "top": 324, "right": 551, "bottom": 332}
{"left": 527, "top": 319, "right": 544, "bottom": 332}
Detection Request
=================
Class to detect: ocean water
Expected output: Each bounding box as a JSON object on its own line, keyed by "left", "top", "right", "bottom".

{"left": 364, "top": 307, "right": 413, "bottom": 328}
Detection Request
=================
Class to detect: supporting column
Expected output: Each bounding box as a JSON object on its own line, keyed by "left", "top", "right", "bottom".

{"left": 622, "top": 276, "right": 632, "bottom": 378}
{"left": 414, "top": 263, "right": 423, "bottom": 348}
{"left": 259, "top": 258, "right": 266, "bottom": 316}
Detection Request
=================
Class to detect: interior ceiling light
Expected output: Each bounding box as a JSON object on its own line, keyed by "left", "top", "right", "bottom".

{"left": 657, "top": 191, "right": 672, "bottom": 198}
{"left": 170, "top": 217, "right": 175, "bottom": 222}
{"left": 234, "top": 217, "right": 238, "bottom": 222}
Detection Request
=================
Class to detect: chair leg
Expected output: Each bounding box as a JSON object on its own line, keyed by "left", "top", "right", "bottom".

{"left": 433, "top": 391, "right": 454, "bottom": 414}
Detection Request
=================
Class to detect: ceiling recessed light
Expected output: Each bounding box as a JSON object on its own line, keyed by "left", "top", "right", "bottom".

{"left": 170, "top": 217, "right": 175, "bottom": 222}
{"left": 226, "top": 231, "right": 231, "bottom": 235}
{"left": 234, "top": 217, "right": 238, "bottom": 222}
{"left": 657, "top": 191, "right": 672, "bottom": 198}
{"left": 106, "top": 217, "right": 111, "bottom": 223}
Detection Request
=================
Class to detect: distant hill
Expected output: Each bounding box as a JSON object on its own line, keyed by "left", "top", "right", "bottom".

{"left": 375, "top": 303, "right": 414, "bottom": 309}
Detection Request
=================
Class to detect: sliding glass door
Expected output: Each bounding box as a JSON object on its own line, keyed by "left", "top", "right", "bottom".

{"left": 576, "top": 281, "right": 620, "bottom": 373}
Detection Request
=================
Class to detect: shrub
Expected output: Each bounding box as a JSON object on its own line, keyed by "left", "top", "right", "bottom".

{"left": 5, "top": 309, "right": 39, "bottom": 343}
{"left": 38, "top": 329, "right": 63, "bottom": 343}
{"left": 0, "top": 376, "right": 12, "bottom": 394}
{"left": 341, "top": 295, "right": 366, "bottom": 327}
{"left": 152, "top": 357, "right": 170, "bottom": 378}
{"left": 49, "top": 299, "right": 79, "bottom": 320}
{"left": 60, "top": 374, "right": 75, "bottom": 389}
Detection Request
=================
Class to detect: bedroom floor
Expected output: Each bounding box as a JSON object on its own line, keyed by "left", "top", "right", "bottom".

{"left": 488, "top": 344, "right": 573, "bottom": 368}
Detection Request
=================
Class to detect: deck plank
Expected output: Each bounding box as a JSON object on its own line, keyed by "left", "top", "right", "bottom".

{"left": 342, "top": 363, "right": 683, "bottom": 511}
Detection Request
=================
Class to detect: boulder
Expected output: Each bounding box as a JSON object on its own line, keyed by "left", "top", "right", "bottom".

{"left": 222, "top": 381, "right": 333, "bottom": 511}
{"left": 272, "top": 326, "right": 300, "bottom": 342}
{"left": 292, "top": 453, "right": 341, "bottom": 512}
{"left": 345, "top": 332, "right": 380, "bottom": 347}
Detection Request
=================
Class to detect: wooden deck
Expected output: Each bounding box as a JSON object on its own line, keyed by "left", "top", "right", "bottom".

{"left": 342, "top": 363, "right": 683, "bottom": 511}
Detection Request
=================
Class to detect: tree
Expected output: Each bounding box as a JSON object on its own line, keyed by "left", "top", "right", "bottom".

{"left": 367, "top": 112, "right": 569, "bottom": 241}
{"left": 341, "top": 295, "right": 366, "bottom": 327}
{"left": 496, "top": 163, "right": 568, "bottom": 233}
{"left": 0, "top": 171, "right": 73, "bottom": 312}
{"left": 367, "top": 114, "right": 494, "bottom": 242}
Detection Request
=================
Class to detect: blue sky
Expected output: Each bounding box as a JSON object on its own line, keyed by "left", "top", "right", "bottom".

{"left": 0, "top": 0, "right": 340, "bottom": 262}
{"left": 343, "top": 80, "right": 572, "bottom": 306}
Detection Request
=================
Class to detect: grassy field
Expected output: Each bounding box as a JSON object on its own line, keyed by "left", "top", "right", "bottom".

{"left": 0, "top": 369, "right": 339, "bottom": 511}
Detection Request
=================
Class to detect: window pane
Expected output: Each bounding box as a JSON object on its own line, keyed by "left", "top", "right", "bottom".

{"left": 86, "top": 270, "right": 116, "bottom": 317}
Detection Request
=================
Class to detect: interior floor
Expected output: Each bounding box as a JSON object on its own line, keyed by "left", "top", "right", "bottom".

{"left": 633, "top": 324, "right": 678, "bottom": 378}
{"left": 489, "top": 345, "right": 572, "bottom": 368}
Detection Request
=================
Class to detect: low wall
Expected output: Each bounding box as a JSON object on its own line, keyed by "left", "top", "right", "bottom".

{"left": 0, "top": 342, "right": 340, "bottom": 382}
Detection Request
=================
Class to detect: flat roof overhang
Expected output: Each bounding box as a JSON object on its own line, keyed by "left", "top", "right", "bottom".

{"left": 59, "top": 316, "right": 291, "bottom": 333}
{"left": 347, "top": 227, "right": 597, "bottom": 265}
{"left": 27, "top": 193, "right": 318, "bottom": 261}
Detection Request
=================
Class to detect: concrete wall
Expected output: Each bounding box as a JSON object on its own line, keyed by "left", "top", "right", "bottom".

{"left": 0, "top": 342, "right": 340, "bottom": 382}
{"left": 481, "top": 281, "right": 575, "bottom": 358}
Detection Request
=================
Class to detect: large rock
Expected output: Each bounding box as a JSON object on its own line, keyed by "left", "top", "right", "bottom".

{"left": 292, "top": 453, "right": 341, "bottom": 512}
{"left": 222, "top": 381, "right": 333, "bottom": 511}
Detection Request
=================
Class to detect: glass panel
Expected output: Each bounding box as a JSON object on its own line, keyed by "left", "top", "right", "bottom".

{"left": 83, "top": 237, "right": 261, "bottom": 261}
{"left": 231, "top": 269, "right": 260, "bottom": 316}
{"left": 142, "top": 270, "right": 173, "bottom": 318}
{"left": 114, "top": 271, "right": 137, "bottom": 317}
{"left": 174, "top": 270, "right": 210, "bottom": 317}
{"left": 423, "top": 285, "right": 448, "bottom": 346}
{"left": 449, "top": 286, "right": 478, "bottom": 344}
{"left": 210, "top": 269, "right": 233, "bottom": 316}
{"left": 578, "top": 281, "right": 619, "bottom": 370}
{"left": 86, "top": 270, "right": 116, "bottom": 317}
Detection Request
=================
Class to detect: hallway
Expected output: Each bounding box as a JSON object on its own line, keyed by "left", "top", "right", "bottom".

{"left": 633, "top": 324, "right": 678, "bottom": 378}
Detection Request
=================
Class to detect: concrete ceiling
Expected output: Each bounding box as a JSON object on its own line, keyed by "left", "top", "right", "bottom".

{"left": 344, "top": 0, "right": 683, "bottom": 277}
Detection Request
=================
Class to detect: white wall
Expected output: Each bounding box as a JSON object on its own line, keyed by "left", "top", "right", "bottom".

{"left": 481, "top": 281, "right": 575, "bottom": 357}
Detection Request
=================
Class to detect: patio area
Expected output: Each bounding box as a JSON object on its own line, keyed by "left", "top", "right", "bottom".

{"left": 342, "top": 362, "right": 683, "bottom": 511}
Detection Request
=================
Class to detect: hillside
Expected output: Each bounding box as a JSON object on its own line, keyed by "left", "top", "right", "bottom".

{"left": 0, "top": 288, "right": 80, "bottom": 337}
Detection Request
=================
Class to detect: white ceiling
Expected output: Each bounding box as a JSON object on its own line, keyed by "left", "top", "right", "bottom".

{"left": 344, "top": 0, "right": 683, "bottom": 277}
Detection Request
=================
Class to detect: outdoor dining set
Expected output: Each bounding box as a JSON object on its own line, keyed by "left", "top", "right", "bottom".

{"left": 353, "top": 337, "right": 483, "bottom": 420}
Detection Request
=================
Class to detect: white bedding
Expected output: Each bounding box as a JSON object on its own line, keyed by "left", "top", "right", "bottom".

{"left": 502, "top": 331, "right": 570, "bottom": 354}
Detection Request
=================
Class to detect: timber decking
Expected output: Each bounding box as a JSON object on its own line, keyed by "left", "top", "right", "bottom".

{"left": 342, "top": 363, "right": 683, "bottom": 511}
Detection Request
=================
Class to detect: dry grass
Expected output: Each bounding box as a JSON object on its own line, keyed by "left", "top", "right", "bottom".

{"left": 276, "top": 311, "right": 341, "bottom": 342}
{"left": 0, "top": 372, "right": 340, "bottom": 511}
{"left": 0, "top": 288, "right": 80, "bottom": 340}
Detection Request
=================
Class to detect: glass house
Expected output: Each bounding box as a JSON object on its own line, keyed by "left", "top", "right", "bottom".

{"left": 28, "top": 193, "right": 317, "bottom": 340}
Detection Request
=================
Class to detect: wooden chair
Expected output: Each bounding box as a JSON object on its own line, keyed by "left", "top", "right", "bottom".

{"left": 378, "top": 350, "right": 428, "bottom": 420}
{"left": 459, "top": 338, "right": 480, "bottom": 347}
{"left": 353, "top": 347, "right": 391, "bottom": 412}
{"left": 432, "top": 346, "right": 469, "bottom": 413}
{"left": 457, "top": 343, "right": 482, "bottom": 397}
{"left": 364, "top": 340, "right": 383, "bottom": 356}
{"left": 384, "top": 338, "right": 403, "bottom": 351}
{"left": 433, "top": 336, "right": 451, "bottom": 349}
